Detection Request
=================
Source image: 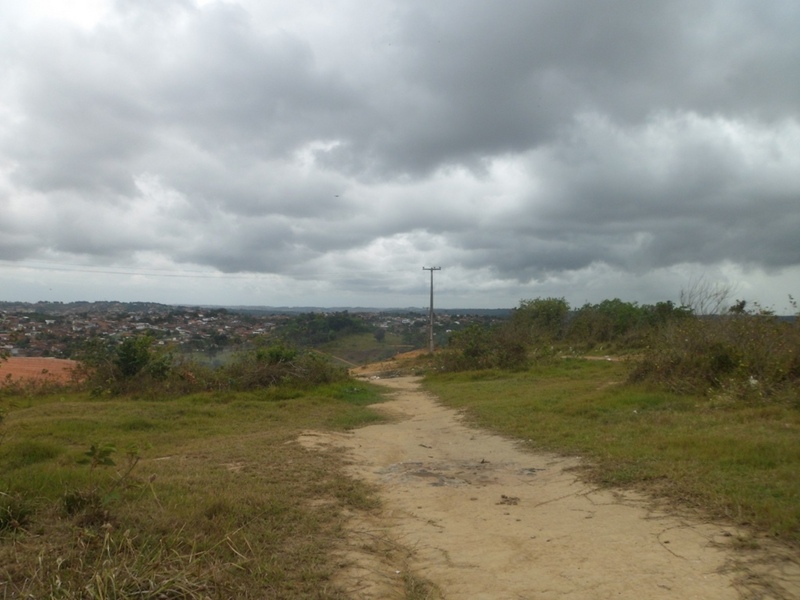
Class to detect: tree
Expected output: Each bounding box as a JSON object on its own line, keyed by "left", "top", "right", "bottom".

{"left": 511, "top": 297, "right": 570, "bottom": 342}
{"left": 680, "top": 277, "right": 735, "bottom": 315}
{"left": 115, "top": 336, "right": 154, "bottom": 378}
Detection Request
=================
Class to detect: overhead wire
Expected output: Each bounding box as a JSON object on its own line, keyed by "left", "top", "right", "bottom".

{"left": 0, "top": 260, "right": 264, "bottom": 279}
{"left": 0, "top": 259, "right": 414, "bottom": 280}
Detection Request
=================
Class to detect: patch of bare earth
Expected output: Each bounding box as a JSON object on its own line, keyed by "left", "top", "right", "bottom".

{"left": 300, "top": 375, "right": 800, "bottom": 599}
{"left": 349, "top": 349, "right": 430, "bottom": 379}
{"left": 0, "top": 357, "right": 78, "bottom": 383}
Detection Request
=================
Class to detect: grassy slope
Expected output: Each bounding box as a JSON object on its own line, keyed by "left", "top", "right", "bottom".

{"left": 4, "top": 352, "right": 798, "bottom": 596}
{"left": 0, "top": 382, "right": 386, "bottom": 599}
{"left": 423, "top": 359, "right": 800, "bottom": 545}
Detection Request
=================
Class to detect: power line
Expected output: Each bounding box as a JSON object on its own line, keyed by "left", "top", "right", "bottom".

{"left": 0, "top": 259, "right": 420, "bottom": 280}
{"left": 0, "top": 260, "right": 238, "bottom": 279}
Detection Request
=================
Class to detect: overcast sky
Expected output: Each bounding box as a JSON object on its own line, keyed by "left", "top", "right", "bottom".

{"left": 1, "top": 0, "right": 798, "bottom": 311}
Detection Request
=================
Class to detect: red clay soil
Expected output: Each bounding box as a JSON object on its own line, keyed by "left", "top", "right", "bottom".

{"left": 0, "top": 357, "right": 79, "bottom": 383}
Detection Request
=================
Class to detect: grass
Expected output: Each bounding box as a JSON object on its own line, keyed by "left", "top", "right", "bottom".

{"left": 0, "top": 379, "right": 388, "bottom": 599}
{"left": 6, "top": 351, "right": 797, "bottom": 595}
{"left": 423, "top": 358, "right": 800, "bottom": 545}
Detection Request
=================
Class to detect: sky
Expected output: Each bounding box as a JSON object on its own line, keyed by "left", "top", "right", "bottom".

{"left": 1, "top": 1, "right": 799, "bottom": 311}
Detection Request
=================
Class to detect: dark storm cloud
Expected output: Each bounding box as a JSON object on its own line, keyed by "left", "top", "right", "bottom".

{"left": 440, "top": 111, "right": 800, "bottom": 283}
{"left": 3, "top": 2, "right": 357, "bottom": 193}
{"left": 332, "top": 0, "right": 800, "bottom": 176}
{"left": 537, "top": 114, "right": 800, "bottom": 269}
{"left": 0, "top": 0, "right": 799, "bottom": 307}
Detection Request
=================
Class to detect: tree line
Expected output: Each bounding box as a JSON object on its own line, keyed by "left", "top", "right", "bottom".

{"left": 441, "top": 295, "right": 799, "bottom": 405}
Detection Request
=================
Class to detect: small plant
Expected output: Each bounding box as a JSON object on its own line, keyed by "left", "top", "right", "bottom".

{"left": 65, "top": 443, "right": 142, "bottom": 526}
{"left": 0, "top": 491, "right": 34, "bottom": 532}
{"left": 62, "top": 487, "right": 105, "bottom": 523}
{"left": 80, "top": 443, "right": 117, "bottom": 469}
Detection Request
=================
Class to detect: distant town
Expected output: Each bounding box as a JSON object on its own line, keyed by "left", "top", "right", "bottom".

{"left": 0, "top": 301, "right": 510, "bottom": 359}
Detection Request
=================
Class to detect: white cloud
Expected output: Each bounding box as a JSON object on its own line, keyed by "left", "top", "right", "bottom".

{"left": 21, "top": 0, "right": 111, "bottom": 29}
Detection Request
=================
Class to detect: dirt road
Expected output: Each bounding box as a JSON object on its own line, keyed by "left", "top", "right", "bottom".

{"left": 302, "top": 375, "right": 799, "bottom": 599}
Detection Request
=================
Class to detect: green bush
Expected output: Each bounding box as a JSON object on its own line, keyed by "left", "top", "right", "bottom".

{"left": 630, "top": 312, "right": 800, "bottom": 403}
{"left": 511, "top": 297, "right": 570, "bottom": 343}
{"left": 182, "top": 345, "right": 346, "bottom": 393}
{"left": 77, "top": 335, "right": 174, "bottom": 396}
{"left": 115, "top": 336, "right": 153, "bottom": 378}
{"left": 254, "top": 343, "right": 297, "bottom": 365}
{"left": 436, "top": 323, "right": 530, "bottom": 372}
{"left": 566, "top": 299, "right": 692, "bottom": 352}
{"left": 73, "top": 336, "right": 347, "bottom": 398}
{"left": 213, "top": 345, "right": 340, "bottom": 390}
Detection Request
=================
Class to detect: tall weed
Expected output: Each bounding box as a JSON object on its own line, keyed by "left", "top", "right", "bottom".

{"left": 630, "top": 313, "right": 800, "bottom": 403}
{"left": 435, "top": 323, "right": 531, "bottom": 371}
{"left": 437, "top": 298, "right": 691, "bottom": 372}
{"left": 76, "top": 336, "right": 348, "bottom": 398}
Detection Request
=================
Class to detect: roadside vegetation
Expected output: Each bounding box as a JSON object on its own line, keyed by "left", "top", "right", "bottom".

{"left": 2, "top": 286, "right": 798, "bottom": 597}
{"left": 0, "top": 343, "right": 387, "bottom": 599}
{"left": 425, "top": 288, "right": 800, "bottom": 546}
{"left": 437, "top": 291, "right": 799, "bottom": 405}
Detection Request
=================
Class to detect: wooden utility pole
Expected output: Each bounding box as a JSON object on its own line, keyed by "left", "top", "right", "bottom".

{"left": 423, "top": 267, "right": 441, "bottom": 353}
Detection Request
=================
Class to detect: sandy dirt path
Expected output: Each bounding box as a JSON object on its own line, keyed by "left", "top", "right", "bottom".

{"left": 302, "top": 375, "right": 800, "bottom": 599}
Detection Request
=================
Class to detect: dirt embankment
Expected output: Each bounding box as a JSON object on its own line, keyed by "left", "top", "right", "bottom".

{"left": 301, "top": 369, "right": 800, "bottom": 599}
{"left": 0, "top": 357, "right": 78, "bottom": 383}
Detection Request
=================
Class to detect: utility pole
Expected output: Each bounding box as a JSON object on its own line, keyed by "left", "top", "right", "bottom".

{"left": 423, "top": 267, "right": 441, "bottom": 353}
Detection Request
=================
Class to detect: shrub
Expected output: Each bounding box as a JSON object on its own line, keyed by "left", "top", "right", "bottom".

{"left": 198, "top": 344, "right": 347, "bottom": 392}
{"left": 510, "top": 297, "right": 570, "bottom": 344}
{"left": 72, "top": 336, "right": 349, "bottom": 398}
{"left": 77, "top": 334, "right": 174, "bottom": 396}
{"left": 630, "top": 311, "right": 800, "bottom": 402}
{"left": 566, "top": 299, "right": 692, "bottom": 352}
{"left": 444, "top": 324, "right": 499, "bottom": 370}
{"left": 0, "top": 370, "right": 76, "bottom": 398}
{"left": 436, "top": 322, "right": 531, "bottom": 372}
{"left": 115, "top": 336, "right": 153, "bottom": 378}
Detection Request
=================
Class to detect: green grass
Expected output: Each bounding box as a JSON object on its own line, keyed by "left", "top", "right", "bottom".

{"left": 0, "top": 380, "right": 388, "bottom": 599}
{"left": 2, "top": 439, "right": 63, "bottom": 469}
{"left": 423, "top": 358, "right": 800, "bottom": 545}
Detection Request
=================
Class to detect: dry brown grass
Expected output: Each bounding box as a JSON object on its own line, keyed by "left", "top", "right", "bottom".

{"left": 349, "top": 349, "right": 433, "bottom": 378}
